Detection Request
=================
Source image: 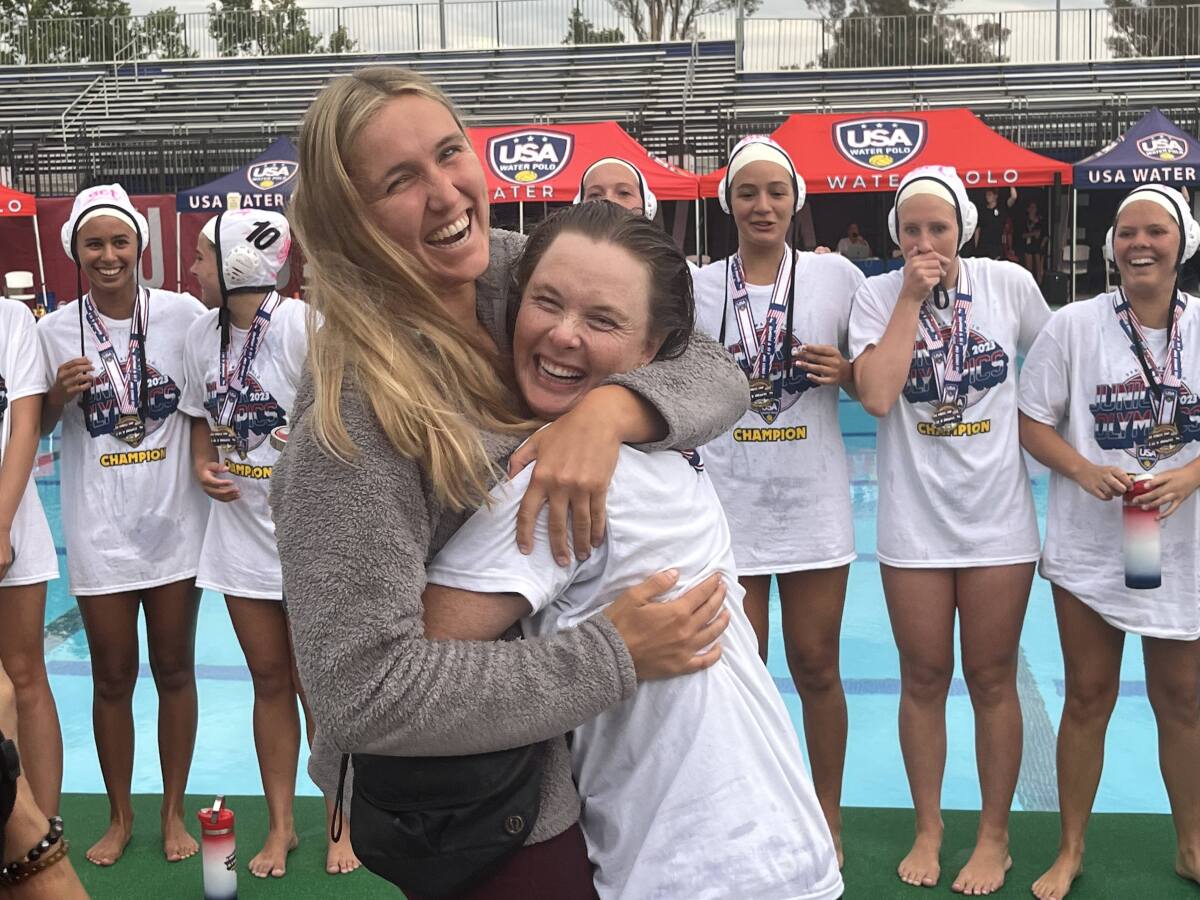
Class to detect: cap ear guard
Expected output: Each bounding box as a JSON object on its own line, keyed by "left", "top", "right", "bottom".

{"left": 718, "top": 137, "right": 805, "bottom": 216}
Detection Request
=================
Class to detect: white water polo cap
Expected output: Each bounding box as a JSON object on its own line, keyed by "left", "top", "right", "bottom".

{"left": 718, "top": 135, "right": 806, "bottom": 214}
{"left": 61, "top": 183, "right": 150, "bottom": 260}
{"left": 574, "top": 157, "right": 659, "bottom": 221}
{"left": 888, "top": 165, "right": 978, "bottom": 250}
{"left": 204, "top": 209, "right": 291, "bottom": 293}
{"left": 1105, "top": 184, "right": 1200, "bottom": 264}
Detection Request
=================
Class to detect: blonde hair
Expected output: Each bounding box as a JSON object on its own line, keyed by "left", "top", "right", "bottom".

{"left": 290, "top": 67, "right": 530, "bottom": 511}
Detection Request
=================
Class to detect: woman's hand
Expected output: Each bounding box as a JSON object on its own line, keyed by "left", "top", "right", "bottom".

{"left": 195, "top": 461, "right": 240, "bottom": 503}
{"left": 1070, "top": 462, "right": 1132, "bottom": 501}
{"left": 48, "top": 358, "right": 93, "bottom": 406}
{"left": 0, "top": 529, "right": 12, "bottom": 582}
{"left": 899, "top": 248, "right": 948, "bottom": 304}
{"left": 508, "top": 400, "right": 625, "bottom": 566}
{"left": 799, "top": 344, "right": 852, "bottom": 386}
{"left": 1135, "top": 461, "right": 1200, "bottom": 520}
{"left": 603, "top": 570, "right": 730, "bottom": 681}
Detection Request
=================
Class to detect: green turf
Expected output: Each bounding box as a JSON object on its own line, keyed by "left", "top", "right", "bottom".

{"left": 61, "top": 795, "right": 1197, "bottom": 898}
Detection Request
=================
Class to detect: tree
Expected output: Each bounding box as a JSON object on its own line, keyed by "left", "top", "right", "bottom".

{"left": 607, "top": 0, "right": 760, "bottom": 42}
{"left": 1104, "top": 0, "right": 1195, "bottom": 58}
{"left": 1, "top": 0, "right": 132, "bottom": 63}
{"left": 133, "top": 6, "right": 196, "bottom": 59}
{"left": 564, "top": 8, "right": 625, "bottom": 44}
{"left": 208, "top": 0, "right": 354, "bottom": 57}
{"left": 803, "top": 0, "right": 1009, "bottom": 68}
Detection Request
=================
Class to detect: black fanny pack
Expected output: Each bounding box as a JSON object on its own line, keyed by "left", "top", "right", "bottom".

{"left": 339, "top": 741, "right": 545, "bottom": 898}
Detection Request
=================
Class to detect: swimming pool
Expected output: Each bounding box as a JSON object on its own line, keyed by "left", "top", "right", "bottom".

{"left": 38, "top": 402, "right": 1167, "bottom": 814}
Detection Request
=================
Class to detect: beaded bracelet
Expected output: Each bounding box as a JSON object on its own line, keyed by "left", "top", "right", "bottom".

{"left": 0, "top": 816, "right": 69, "bottom": 886}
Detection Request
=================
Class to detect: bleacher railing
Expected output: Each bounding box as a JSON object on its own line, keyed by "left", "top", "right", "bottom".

{"left": 2, "top": 2, "right": 1199, "bottom": 69}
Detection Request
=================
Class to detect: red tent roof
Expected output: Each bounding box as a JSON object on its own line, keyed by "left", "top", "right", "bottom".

{"left": 700, "top": 109, "right": 1072, "bottom": 197}
{"left": 0, "top": 184, "right": 36, "bottom": 217}
{"left": 469, "top": 121, "right": 700, "bottom": 204}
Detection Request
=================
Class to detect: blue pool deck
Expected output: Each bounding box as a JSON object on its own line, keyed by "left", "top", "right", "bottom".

{"left": 38, "top": 398, "right": 1166, "bottom": 815}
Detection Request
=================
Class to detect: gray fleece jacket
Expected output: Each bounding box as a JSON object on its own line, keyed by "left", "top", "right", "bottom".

{"left": 270, "top": 228, "right": 749, "bottom": 844}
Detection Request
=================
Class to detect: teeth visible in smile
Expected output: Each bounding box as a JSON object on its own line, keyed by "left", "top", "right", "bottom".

{"left": 1130, "top": 258, "right": 1155, "bottom": 266}
{"left": 97, "top": 267, "right": 122, "bottom": 276}
{"left": 539, "top": 358, "right": 584, "bottom": 380}
{"left": 426, "top": 212, "right": 470, "bottom": 244}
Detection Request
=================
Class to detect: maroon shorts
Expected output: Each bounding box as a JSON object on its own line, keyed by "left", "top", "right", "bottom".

{"left": 404, "top": 823, "right": 597, "bottom": 900}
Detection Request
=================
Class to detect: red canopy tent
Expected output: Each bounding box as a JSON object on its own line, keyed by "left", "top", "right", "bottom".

{"left": 0, "top": 185, "right": 48, "bottom": 305}
{"left": 470, "top": 121, "right": 700, "bottom": 204}
{"left": 700, "top": 109, "right": 1072, "bottom": 197}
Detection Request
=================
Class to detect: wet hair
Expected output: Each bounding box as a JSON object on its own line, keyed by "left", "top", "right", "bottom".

{"left": 513, "top": 200, "right": 694, "bottom": 361}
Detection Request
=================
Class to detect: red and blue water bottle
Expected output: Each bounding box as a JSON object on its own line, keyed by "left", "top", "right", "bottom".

{"left": 199, "top": 796, "right": 237, "bottom": 899}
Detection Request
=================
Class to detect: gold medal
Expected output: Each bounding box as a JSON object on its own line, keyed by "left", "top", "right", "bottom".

{"left": 269, "top": 426, "right": 289, "bottom": 453}
{"left": 1147, "top": 423, "right": 1182, "bottom": 454}
{"left": 933, "top": 401, "right": 962, "bottom": 429}
{"left": 210, "top": 424, "right": 238, "bottom": 450}
{"left": 113, "top": 414, "right": 145, "bottom": 448}
{"left": 749, "top": 378, "right": 774, "bottom": 411}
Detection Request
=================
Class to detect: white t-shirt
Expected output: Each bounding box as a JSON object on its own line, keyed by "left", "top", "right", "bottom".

{"left": 848, "top": 257, "right": 1050, "bottom": 567}
{"left": 693, "top": 252, "right": 863, "bottom": 573}
{"left": 180, "top": 298, "right": 307, "bottom": 600}
{"left": 0, "top": 299, "right": 58, "bottom": 587}
{"left": 38, "top": 290, "right": 209, "bottom": 595}
{"left": 1019, "top": 293, "right": 1200, "bottom": 639}
{"left": 427, "top": 448, "right": 843, "bottom": 900}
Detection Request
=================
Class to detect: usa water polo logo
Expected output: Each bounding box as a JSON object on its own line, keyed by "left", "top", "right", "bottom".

{"left": 82, "top": 365, "right": 180, "bottom": 439}
{"left": 834, "top": 118, "right": 927, "bottom": 171}
{"left": 487, "top": 130, "right": 574, "bottom": 185}
{"left": 1137, "top": 133, "right": 1188, "bottom": 162}
{"left": 903, "top": 327, "right": 1009, "bottom": 410}
{"left": 246, "top": 160, "right": 298, "bottom": 191}
{"left": 1090, "top": 374, "right": 1199, "bottom": 469}
{"left": 728, "top": 332, "right": 813, "bottom": 424}
{"left": 204, "top": 374, "right": 286, "bottom": 454}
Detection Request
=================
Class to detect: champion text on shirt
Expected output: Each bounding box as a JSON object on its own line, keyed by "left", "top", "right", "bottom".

{"left": 733, "top": 425, "right": 808, "bottom": 442}
{"left": 917, "top": 419, "right": 993, "bottom": 438}
{"left": 99, "top": 447, "right": 168, "bottom": 467}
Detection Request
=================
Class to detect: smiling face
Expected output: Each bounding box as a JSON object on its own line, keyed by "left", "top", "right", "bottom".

{"left": 896, "top": 193, "right": 959, "bottom": 260}
{"left": 1113, "top": 199, "right": 1181, "bottom": 293}
{"left": 730, "top": 160, "right": 795, "bottom": 253}
{"left": 352, "top": 94, "right": 490, "bottom": 295}
{"left": 582, "top": 163, "right": 643, "bottom": 214}
{"left": 190, "top": 234, "right": 221, "bottom": 308}
{"left": 75, "top": 216, "right": 138, "bottom": 296}
{"left": 513, "top": 232, "right": 659, "bottom": 420}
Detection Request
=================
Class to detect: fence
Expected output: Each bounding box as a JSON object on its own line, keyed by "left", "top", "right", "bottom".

{"left": 1, "top": 2, "right": 1198, "bottom": 69}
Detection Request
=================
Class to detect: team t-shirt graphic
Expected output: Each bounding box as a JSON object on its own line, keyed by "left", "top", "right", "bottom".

{"left": 729, "top": 331, "right": 813, "bottom": 424}
{"left": 201, "top": 372, "right": 285, "bottom": 456}
{"left": 80, "top": 363, "right": 180, "bottom": 440}
{"left": 1090, "top": 373, "right": 1199, "bottom": 470}
{"left": 0, "top": 374, "right": 7, "bottom": 425}
{"left": 904, "top": 326, "right": 1010, "bottom": 413}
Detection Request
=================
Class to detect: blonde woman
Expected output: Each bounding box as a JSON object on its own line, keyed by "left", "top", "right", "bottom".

{"left": 269, "top": 67, "right": 747, "bottom": 896}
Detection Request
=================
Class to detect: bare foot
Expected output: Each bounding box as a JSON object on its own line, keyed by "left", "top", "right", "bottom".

{"left": 1176, "top": 847, "right": 1200, "bottom": 884}
{"left": 1032, "top": 849, "right": 1083, "bottom": 900}
{"left": 952, "top": 836, "right": 1011, "bottom": 895}
{"left": 327, "top": 817, "right": 361, "bottom": 875}
{"left": 898, "top": 829, "right": 942, "bottom": 887}
{"left": 86, "top": 819, "right": 133, "bottom": 866}
{"left": 249, "top": 829, "right": 299, "bottom": 878}
{"left": 162, "top": 813, "right": 199, "bottom": 862}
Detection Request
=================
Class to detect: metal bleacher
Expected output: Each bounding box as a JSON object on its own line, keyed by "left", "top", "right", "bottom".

{"left": 2, "top": 38, "right": 1200, "bottom": 193}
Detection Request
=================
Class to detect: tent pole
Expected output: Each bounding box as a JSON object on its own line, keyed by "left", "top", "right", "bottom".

{"left": 1071, "top": 188, "right": 1078, "bottom": 303}
{"left": 31, "top": 213, "right": 48, "bottom": 310}
{"left": 694, "top": 199, "right": 700, "bottom": 265}
{"left": 176, "top": 211, "right": 182, "bottom": 292}
{"left": 519, "top": 202, "right": 525, "bottom": 235}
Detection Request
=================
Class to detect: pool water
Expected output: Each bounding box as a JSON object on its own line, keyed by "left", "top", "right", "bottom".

{"left": 38, "top": 402, "right": 1167, "bottom": 814}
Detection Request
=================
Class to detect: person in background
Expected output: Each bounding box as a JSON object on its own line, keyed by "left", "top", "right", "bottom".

{"left": 1021, "top": 201, "right": 1048, "bottom": 284}
{"left": 837, "top": 223, "right": 873, "bottom": 260}
{"left": 974, "top": 186, "right": 1018, "bottom": 260}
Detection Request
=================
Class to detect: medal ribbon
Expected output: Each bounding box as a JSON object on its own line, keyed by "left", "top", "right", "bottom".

{"left": 915, "top": 265, "right": 974, "bottom": 414}
{"left": 83, "top": 289, "right": 148, "bottom": 418}
{"left": 216, "top": 291, "right": 282, "bottom": 434}
{"left": 1112, "top": 289, "right": 1187, "bottom": 431}
{"left": 726, "top": 251, "right": 794, "bottom": 382}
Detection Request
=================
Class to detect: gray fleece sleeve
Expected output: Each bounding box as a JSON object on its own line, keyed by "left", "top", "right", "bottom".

{"left": 605, "top": 329, "right": 750, "bottom": 452}
{"left": 272, "top": 408, "right": 637, "bottom": 759}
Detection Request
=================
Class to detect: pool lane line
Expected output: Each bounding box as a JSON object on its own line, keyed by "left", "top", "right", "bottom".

{"left": 43, "top": 605, "right": 83, "bottom": 655}
{"left": 1015, "top": 646, "right": 1059, "bottom": 812}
